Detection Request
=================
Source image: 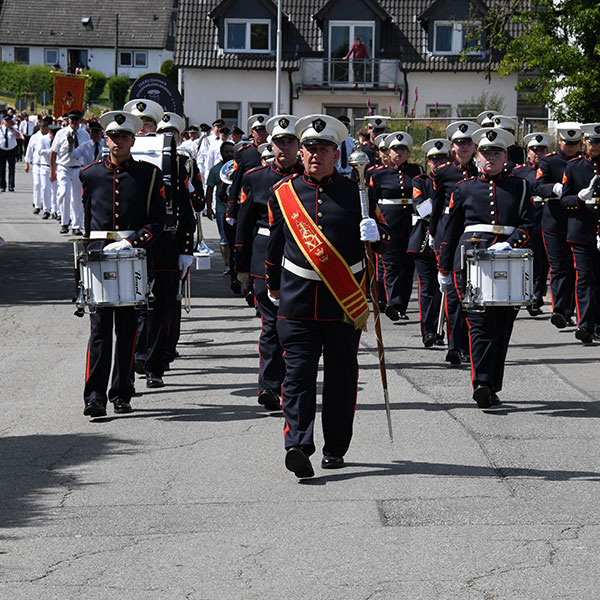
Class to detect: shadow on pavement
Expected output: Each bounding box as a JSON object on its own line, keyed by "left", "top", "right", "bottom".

{"left": 0, "top": 433, "right": 135, "bottom": 529}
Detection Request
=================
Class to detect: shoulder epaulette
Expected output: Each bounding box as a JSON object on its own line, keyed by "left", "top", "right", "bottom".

{"left": 246, "top": 164, "right": 267, "bottom": 177}
{"left": 80, "top": 160, "right": 101, "bottom": 173}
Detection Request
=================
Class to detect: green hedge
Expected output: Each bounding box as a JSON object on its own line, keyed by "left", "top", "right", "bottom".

{"left": 0, "top": 62, "right": 54, "bottom": 102}
{"left": 107, "top": 75, "right": 130, "bottom": 110}
{"left": 84, "top": 70, "right": 107, "bottom": 104}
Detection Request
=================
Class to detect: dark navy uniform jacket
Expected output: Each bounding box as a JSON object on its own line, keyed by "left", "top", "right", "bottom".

{"left": 431, "top": 159, "right": 478, "bottom": 239}
{"left": 561, "top": 153, "right": 600, "bottom": 246}
{"left": 151, "top": 154, "right": 196, "bottom": 271}
{"left": 81, "top": 157, "right": 166, "bottom": 250}
{"left": 439, "top": 172, "right": 536, "bottom": 272}
{"left": 361, "top": 140, "right": 377, "bottom": 167}
{"left": 512, "top": 162, "right": 543, "bottom": 233}
{"left": 533, "top": 150, "right": 576, "bottom": 233}
{"left": 507, "top": 145, "right": 526, "bottom": 171}
{"left": 266, "top": 170, "right": 391, "bottom": 321}
{"left": 407, "top": 173, "right": 436, "bottom": 258}
{"left": 235, "top": 160, "right": 302, "bottom": 278}
{"left": 369, "top": 162, "right": 423, "bottom": 242}
{"left": 226, "top": 142, "right": 261, "bottom": 219}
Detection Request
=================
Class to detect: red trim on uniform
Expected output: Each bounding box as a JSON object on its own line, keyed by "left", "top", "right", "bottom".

{"left": 129, "top": 330, "right": 138, "bottom": 371}
{"left": 85, "top": 335, "right": 92, "bottom": 382}
{"left": 464, "top": 314, "right": 476, "bottom": 389}
{"left": 417, "top": 273, "right": 424, "bottom": 337}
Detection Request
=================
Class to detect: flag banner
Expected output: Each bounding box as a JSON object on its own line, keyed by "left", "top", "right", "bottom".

{"left": 53, "top": 74, "right": 86, "bottom": 117}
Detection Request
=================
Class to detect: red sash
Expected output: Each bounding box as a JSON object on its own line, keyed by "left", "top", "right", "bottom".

{"left": 274, "top": 179, "right": 369, "bottom": 331}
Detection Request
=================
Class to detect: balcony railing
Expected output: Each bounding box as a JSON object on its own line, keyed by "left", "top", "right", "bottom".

{"left": 300, "top": 58, "right": 401, "bottom": 90}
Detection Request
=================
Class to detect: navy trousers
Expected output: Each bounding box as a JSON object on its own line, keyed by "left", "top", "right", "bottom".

{"left": 570, "top": 243, "right": 600, "bottom": 331}
{"left": 531, "top": 232, "right": 549, "bottom": 306}
{"left": 414, "top": 255, "right": 441, "bottom": 339}
{"left": 254, "top": 277, "right": 284, "bottom": 394}
{"left": 380, "top": 239, "right": 415, "bottom": 313}
{"left": 542, "top": 230, "right": 575, "bottom": 317}
{"left": 84, "top": 307, "right": 138, "bottom": 406}
{"left": 448, "top": 272, "right": 469, "bottom": 353}
{"left": 277, "top": 319, "right": 361, "bottom": 457}
{"left": 465, "top": 306, "right": 518, "bottom": 393}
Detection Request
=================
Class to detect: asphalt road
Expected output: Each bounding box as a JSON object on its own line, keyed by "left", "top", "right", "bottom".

{"left": 1, "top": 164, "right": 600, "bottom": 599}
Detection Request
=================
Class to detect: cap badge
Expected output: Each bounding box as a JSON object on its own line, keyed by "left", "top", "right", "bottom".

{"left": 396, "top": 133, "right": 404, "bottom": 142}
{"left": 458, "top": 123, "right": 468, "bottom": 133}
{"left": 487, "top": 112, "right": 494, "bottom": 119}
{"left": 279, "top": 118, "right": 289, "bottom": 129}
{"left": 136, "top": 102, "right": 146, "bottom": 112}
{"left": 568, "top": 130, "right": 576, "bottom": 138}
{"left": 257, "top": 116, "right": 265, "bottom": 123}
{"left": 313, "top": 118, "right": 326, "bottom": 133}
{"left": 162, "top": 114, "right": 170, "bottom": 122}
{"left": 115, "top": 114, "right": 126, "bottom": 125}
{"left": 375, "top": 118, "right": 382, "bottom": 126}
{"left": 494, "top": 117, "right": 501, "bottom": 125}
{"left": 536, "top": 135, "right": 543, "bottom": 143}
{"left": 435, "top": 141, "right": 443, "bottom": 150}
{"left": 486, "top": 130, "right": 498, "bottom": 141}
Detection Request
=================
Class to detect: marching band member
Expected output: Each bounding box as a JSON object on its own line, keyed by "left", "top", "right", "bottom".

{"left": 123, "top": 98, "right": 164, "bottom": 136}
{"left": 438, "top": 128, "right": 536, "bottom": 408}
{"left": 408, "top": 138, "right": 451, "bottom": 346}
{"left": 476, "top": 110, "right": 499, "bottom": 128}
{"left": 492, "top": 115, "right": 526, "bottom": 168}
{"left": 49, "top": 109, "right": 90, "bottom": 235}
{"left": 24, "top": 115, "right": 53, "bottom": 218}
{"left": 265, "top": 114, "right": 391, "bottom": 478}
{"left": 335, "top": 115, "right": 355, "bottom": 177}
{"left": 369, "top": 131, "right": 423, "bottom": 321}
{"left": 362, "top": 115, "right": 389, "bottom": 167}
{"left": 431, "top": 120, "right": 479, "bottom": 364}
{"left": 512, "top": 133, "right": 553, "bottom": 314}
{"left": 234, "top": 115, "right": 303, "bottom": 411}
{"left": 560, "top": 122, "right": 600, "bottom": 344}
{"left": 80, "top": 111, "right": 166, "bottom": 417}
{"left": 534, "top": 122, "right": 581, "bottom": 329}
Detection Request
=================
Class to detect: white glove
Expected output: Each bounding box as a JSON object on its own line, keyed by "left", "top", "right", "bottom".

{"left": 237, "top": 272, "right": 251, "bottom": 288}
{"left": 578, "top": 175, "right": 600, "bottom": 201}
{"left": 428, "top": 235, "right": 435, "bottom": 249}
{"left": 359, "top": 217, "right": 380, "bottom": 242}
{"left": 552, "top": 182, "right": 563, "bottom": 197}
{"left": 226, "top": 217, "right": 236, "bottom": 226}
{"left": 178, "top": 254, "right": 193, "bottom": 275}
{"left": 104, "top": 239, "right": 132, "bottom": 252}
{"left": 267, "top": 290, "right": 280, "bottom": 306}
{"left": 597, "top": 235, "right": 600, "bottom": 251}
{"left": 438, "top": 271, "right": 451, "bottom": 292}
{"left": 488, "top": 242, "right": 512, "bottom": 251}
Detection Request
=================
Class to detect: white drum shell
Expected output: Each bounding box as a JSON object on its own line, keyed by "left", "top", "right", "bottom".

{"left": 80, "top": 249, "right": 148, "bottom": 307}
{"left": 463, "top": 249, "right": 533, "bottom": 307}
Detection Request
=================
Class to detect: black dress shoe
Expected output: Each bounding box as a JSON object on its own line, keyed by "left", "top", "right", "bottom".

{"left": 113, "top": 398, "right": 133, "bottom": 414}
{"left": 473, "top": 384, "right": 492, "bottom": 408}
{"left": 231, "top": 279, "right": 242, "bottom": 294}
{"left": 321, "top": 455, "right": 344, "bottom": 469}
{"left": 566, "top": 317, "right": 576, "bottom": 327}
{"left": 33, "top": 207, "right": 40, "bottom": 214}
{"left": 60, "top": 225, "right": 69, "bottom": 234}
{"left": 258, "top": 389, "right": 281, "bottom": 411}
{"left": 385, "top": 305, "right": 400, "bottom": 322}
{"left": 527, "top": 305, "right": 542, "bottom": 316}
{"left": 83, "top": 400, "right": 107, "bottom": 417}
{"left": 134, "top": 359, "right": 145, "bottom": 375}
{"left": 550, "top": 312, "right": 567, "bottom": 329}
{"left": 575, "top": 327, "right": 594, "bottom": 344}
{"left": 285, "top": 447, "right": 314, "bottom": 478}
{"left": 72, "top": 228, "right": 83, "bottom": 236}
{"left": 146, "top": 373, "right": 164, "bottom": 388}
{"left": 399, "top": 312, "right": 409, "bottom": 320}
{"left": 490, "top": 392, "right": 501, "bottom": 406}
{"left": 445, "top": 349, "right": 461, "bottom": 365}
{"left": 42, "top": 211, "right": 50, "bottom": 219}
{"left": 8, "top": 187, "right": 14, "bottom": 192}
{"left": 378, "top": 301, "right": 387, "bottom": 313}
{"left": 435, "top": 334, "right": 445, "bottom": 346}
{"left": 423, "top": 333, "right": 436, "bottom": 348}
{"left": 459, "top": 349, "right": 470, "bottom": 363}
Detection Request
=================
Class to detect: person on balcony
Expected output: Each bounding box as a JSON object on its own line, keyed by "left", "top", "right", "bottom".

{"left": 344, "top": 36, "right": 370, "bottom": 84}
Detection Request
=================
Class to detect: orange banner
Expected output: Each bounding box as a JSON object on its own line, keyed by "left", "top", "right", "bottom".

{"left": 53, "top": 74, "right": 86, "bottom": 117}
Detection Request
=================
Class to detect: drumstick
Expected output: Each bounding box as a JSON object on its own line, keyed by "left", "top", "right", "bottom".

{"left": 436, "top": 289, "right": 446, "bottom": 338}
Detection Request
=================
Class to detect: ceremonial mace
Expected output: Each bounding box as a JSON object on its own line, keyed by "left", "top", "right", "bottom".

{"left": 349, "top": 145, "right": 394, "bottom": 443}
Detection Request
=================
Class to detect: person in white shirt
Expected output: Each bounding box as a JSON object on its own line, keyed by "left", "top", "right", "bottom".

{"left": 24, "top": 116, "right": 53, "bottom": 217}
{"left": 204, "top": 126, "right": 230, "bottom": 182}
{"left": 200, "top": 119, "right": 224, "bottom": 185}
{"left": 49, "top": 109, "right": 90, "bottom": 235}
{"left": 69, "top": 120, "right": 105, "bottom": 167}
{"left": 0, "top": 113, "right": 23, "bottom": 192}
{"left": 38, "top": 125, "right": 61, "bottom": 219}
{"left": 19, "top": 113, "right": 35, "bottom": 156}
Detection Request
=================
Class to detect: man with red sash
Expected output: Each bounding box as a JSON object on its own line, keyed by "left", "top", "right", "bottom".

{"left": 266, "top": 114, "right": 391, "bottom": 479}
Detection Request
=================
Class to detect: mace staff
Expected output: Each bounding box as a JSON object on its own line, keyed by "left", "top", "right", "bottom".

{"left": 349, "top": 145, "right": 393, "bottom": 443}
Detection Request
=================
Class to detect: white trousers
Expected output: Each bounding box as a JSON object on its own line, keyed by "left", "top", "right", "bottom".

{"left": 34, "top": 165, "right": 52, "bottom": 213}
{"left": 57, "top": 165, "right": 83, "bottom": 228}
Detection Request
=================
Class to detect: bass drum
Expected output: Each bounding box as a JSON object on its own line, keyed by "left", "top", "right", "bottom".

{"left": 130, "top": 133, "right": 178, "bottom": 231}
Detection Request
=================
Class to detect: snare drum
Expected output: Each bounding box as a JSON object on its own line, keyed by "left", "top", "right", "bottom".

{"left": 79, "top": 248, "right": 149, "bottom": 308}
{"left": 463, "top": 248, "right": 533, "bottom": 308}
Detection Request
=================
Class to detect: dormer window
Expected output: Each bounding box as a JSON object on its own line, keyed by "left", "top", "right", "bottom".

{"left": 225, "top": 19, "right": 271, "bottom": 53}
{"left": 433, "top": 20, "right": 482, "bottom": 55}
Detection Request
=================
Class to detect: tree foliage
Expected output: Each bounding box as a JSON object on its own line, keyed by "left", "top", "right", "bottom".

{"left": 479, "top": 0, "right": 600, "bottom": 121}
{"left": 0, "top": 62, "right": 54, "bottom": 101}
{"left": 84, "top": 70, "right": 107, "bottom": 104}
{"left": 160, "top": 60, "right": 177, "bottom": 84}
{"left": 107, "top": 75, "right": 130, "bottom": 110}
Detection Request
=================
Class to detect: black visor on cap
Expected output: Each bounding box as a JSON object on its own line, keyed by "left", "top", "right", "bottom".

{"left": 586, "top": 136, "right": 600, "bottom": 143}
{"left": 302, "top": 138, "right": 336, "bottom": 147}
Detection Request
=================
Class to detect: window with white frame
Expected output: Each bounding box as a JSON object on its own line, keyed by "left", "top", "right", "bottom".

{"left": 225, "top": 19, "right": 270, "bottom": 53}
{"left": 248, "top": 102, "right": 272, "bottom": 117}
{"left": 134, "top": 51, "right": 148, "bottom": 67}
{"left": 433, "top": 21, "right": 482, "bottom": 55}
{"left": 44, "top": 48, "right": 59, "bottom": 66}
{"left": 426, "top": 104, "right": 452, "bottom": 118}
{"left": 218, "top": 101, "right": 241, "bottom": 128}
{"left": 119, "top": 50, "right": 148, "bottom": 68}
{"left": 119, "top": 51, "right": 132, "bottom": 67}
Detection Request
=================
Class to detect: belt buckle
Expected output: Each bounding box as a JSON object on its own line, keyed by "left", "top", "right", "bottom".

{"left": 106, "top": 231, "right": 118, "bottom": 241}
{"left": 491, "top": 225, "right": 503, "bottom": 235}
